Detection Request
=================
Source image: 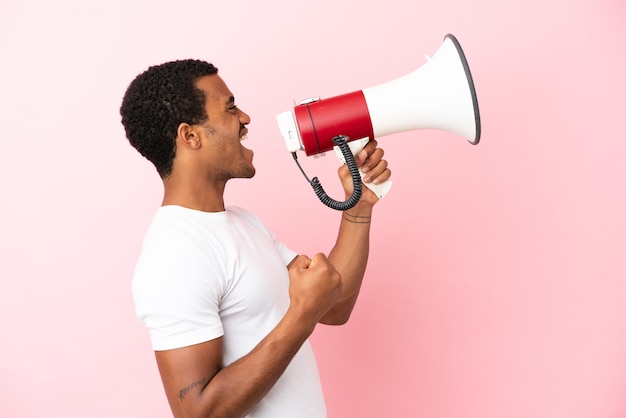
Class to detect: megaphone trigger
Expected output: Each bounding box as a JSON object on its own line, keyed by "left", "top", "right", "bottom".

{"left": 333, "top": 138, "right": 392, "bottom": 199}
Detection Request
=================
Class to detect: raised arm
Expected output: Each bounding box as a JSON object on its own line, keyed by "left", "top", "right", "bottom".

{"left": 322, "top": 139, "right": 391, "bottom": 325}
{"left": 155, "top": 254, "right": 342, "bottom": 418}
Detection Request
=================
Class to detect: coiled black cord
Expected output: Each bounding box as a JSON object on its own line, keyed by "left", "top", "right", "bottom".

{"left": 292, "top": 135, "right": 362, "bottom": 211}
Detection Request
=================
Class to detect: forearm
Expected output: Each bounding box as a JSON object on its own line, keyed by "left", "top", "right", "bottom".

{"left": 193, "top": 309, "right": 316, "bottom": 417}
{"left": 323, "top": 138, "right": 388, "bottom": 323}
{"left": 323, "top": 204, "right": 373, "bottom": 324}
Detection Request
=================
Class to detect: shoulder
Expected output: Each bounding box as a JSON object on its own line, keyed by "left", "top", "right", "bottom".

{"left": 133, "top": 207, "right": 228, "bottom": 293}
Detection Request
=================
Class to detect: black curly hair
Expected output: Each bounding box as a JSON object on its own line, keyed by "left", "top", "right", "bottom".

{"left": 120, "top": 59, "right": 219, "bottom": 178}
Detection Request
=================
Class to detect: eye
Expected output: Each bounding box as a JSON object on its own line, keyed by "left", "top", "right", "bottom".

{"left": 228, "top": 105, "right": 238, "bottom": 113}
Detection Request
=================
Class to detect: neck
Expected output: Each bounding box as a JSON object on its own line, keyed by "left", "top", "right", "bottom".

{"left": 162, "top": 174, "right": 227, "bottom": 213}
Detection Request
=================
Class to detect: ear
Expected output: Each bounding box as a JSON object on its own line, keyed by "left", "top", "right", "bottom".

{"left": 176, "top": 123, "right": 202, "bottom": 150}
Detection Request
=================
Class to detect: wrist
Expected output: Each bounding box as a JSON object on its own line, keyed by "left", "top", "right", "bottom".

{"left": 342, "top": 211, "right": 372, "bottom": 224}
{"left": 284, "top": 304, "right": 318, "bottom": 336}
{"left": 342, "top": 202, "right": 373, "bottom": 218}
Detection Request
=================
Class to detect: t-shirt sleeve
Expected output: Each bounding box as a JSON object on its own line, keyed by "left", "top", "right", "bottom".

{"left": 273, "top": 236, "right": 298, "bottom": 266}
{"left": 132, "top": 243, "right": 225, "bottom": 351}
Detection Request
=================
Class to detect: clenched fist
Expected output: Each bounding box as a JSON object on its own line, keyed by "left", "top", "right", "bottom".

{"left": 288, "top": 254, "right": 342, "bottom": 324}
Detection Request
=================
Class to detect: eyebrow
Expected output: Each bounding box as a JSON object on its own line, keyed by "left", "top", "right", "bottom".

{"left": 226, "top": 96, "right": 235, "bottom": 106}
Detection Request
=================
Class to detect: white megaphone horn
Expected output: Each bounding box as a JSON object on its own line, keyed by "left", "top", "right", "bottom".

{"left": 277, "top": 34, "right": 481, "bottom": 211}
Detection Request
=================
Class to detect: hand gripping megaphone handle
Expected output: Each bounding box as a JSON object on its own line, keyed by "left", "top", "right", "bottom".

{"left": 333, "top": 138, "right": 393, "bottom": 199}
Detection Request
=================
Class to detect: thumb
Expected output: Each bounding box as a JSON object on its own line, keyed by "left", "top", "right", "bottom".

{"left": 293, "top": 255, "right": 312, "bottom": 270}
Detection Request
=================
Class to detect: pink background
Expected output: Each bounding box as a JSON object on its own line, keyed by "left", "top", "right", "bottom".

{"left": 1, "top": 0, "right": 625, "bottom": 417}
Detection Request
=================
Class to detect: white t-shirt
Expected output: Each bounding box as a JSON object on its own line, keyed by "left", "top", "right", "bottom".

{"left": 132, "top": 205, "right": 326, "bottom": 417}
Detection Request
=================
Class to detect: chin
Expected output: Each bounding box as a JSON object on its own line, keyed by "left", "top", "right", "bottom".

{"left": 240, "top": 163, "right": 256, "bottom": 178}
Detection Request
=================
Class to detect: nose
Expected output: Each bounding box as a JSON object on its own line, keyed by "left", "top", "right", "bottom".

{"left": 238, "top": 107, "right": 251, "bottom": 125}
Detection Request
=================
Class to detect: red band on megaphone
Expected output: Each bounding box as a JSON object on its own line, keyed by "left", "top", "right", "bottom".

{"left": 294, "top": 90, "right": 374, "bottom": 156}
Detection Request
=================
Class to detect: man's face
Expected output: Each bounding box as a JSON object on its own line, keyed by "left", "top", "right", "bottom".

{"left": 195, "top": 74, "right": 254, "bottom": 181}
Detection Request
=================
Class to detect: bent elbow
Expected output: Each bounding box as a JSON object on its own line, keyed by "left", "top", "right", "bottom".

{"left": 319, "top": 311, "right": 352, "bottom": 326}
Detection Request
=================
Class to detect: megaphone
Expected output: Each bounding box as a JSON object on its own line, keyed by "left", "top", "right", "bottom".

{"left": 277, "top": 33, "right": 481, "bottom": 211}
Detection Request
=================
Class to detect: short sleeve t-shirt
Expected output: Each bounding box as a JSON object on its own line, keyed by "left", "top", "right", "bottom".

{"left": 132, "top": 205, "right": 326, "bottom": 417}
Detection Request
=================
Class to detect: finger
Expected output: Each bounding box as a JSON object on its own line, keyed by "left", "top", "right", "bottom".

{"left": 309, "top": 253, "right": 328, "bottom": 268}
{"left": 360, "top": 148, "right": 385, "bottom": 173}
{"left": 363, "top": 139, "right": 378, "bottom": 154}
{"left": 371, "top": 167, "right": 391, "bottom": 185}
{"left": 356, "top": 139, "right": 378, "bottom": 164}
{"left": 364, "top": 162, "right": 391, "bottom": 184}
{"left": 362, "top": 155, "right": 388, "bottom": 180}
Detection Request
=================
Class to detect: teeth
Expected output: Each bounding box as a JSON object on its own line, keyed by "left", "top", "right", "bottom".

{"left": 240, "top": 134, "right": 248, "bottom": 141}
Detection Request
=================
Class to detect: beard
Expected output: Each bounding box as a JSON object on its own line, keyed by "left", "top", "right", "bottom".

{"left": 213, "top": 148, "right": 255, "bottom": 182}
{"left": 237, "top": 159, "right": 256, "bottom": 179}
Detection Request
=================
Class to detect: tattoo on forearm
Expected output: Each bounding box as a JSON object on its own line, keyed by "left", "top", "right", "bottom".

{"left": 179, "top": 377, "right": 209, "bottom": 401}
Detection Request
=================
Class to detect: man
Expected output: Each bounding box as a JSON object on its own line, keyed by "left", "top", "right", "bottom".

{"left": 120, "top": 59, "right": 391, "bottom": 418}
